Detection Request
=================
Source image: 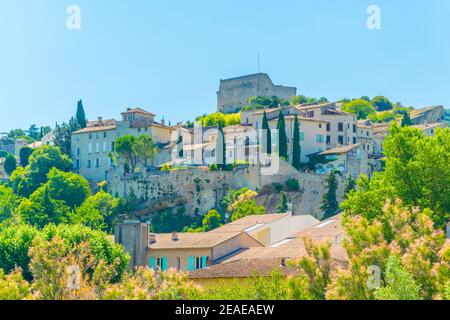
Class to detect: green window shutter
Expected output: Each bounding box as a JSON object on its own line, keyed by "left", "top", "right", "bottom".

{"left": 201, "top": 256, "right": 208, "bottom": 269}
{"left": 149, "top": 256, "right": 155, "bottom": 270}
{"left": 188, "top": 256, "right": 195, "bottom": 271}
{"left": 161, "top": 257, "right": 168, "bottom": 271}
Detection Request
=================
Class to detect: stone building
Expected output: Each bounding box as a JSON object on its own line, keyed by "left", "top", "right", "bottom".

{"left": 217, "top": 73, "right": 297, "bottom": 113}
{"left": 71, "top": 107, "right": 172, "bottom": 182}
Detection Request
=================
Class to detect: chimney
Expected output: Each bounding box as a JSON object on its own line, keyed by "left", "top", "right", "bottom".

{"left": 98, "top": 116, "right": 103, "bottom": 123}
{"left": 172, "top": 231, "right": 179, "bottom": 241}
{"left": 161, "top": 117, "right": 165, "bottom": 126}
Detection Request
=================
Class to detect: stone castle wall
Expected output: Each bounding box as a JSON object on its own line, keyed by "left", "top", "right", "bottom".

{"left": 108, "top": 161, "right": 346, "bottom": 218}
{"left": 217, "top": 73, "right": 297, "bottom": 113}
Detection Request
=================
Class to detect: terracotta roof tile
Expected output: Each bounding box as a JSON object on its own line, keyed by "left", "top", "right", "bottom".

{"left": 149, "top": 232, "right": 247, "bottom": 249}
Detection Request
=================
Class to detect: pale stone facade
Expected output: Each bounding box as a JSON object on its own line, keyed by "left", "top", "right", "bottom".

{"left": 71, "top": 108, "right": 172, "bottom": 182}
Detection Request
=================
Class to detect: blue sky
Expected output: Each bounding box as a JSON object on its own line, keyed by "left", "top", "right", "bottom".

{"left": 1, "top": 0, "right": 449, "bottom": 132}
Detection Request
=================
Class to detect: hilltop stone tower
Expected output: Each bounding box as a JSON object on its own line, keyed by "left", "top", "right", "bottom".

{"left": 217, "top": 73, "right": 297, "bottom": 114}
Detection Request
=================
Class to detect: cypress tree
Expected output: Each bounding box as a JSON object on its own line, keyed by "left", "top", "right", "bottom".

{"left": 292, "top": 115, "right": 301, "bottom": 170}
{"left": 261, "top": 111, "right": 271, "bottom": 154}
{"left": 277, "top": 110, "right": 288, "bottom": 159}
{"left": 177, "top": 127, "right": 184, "bottom": 158}
{"left": 320, "top": 172, "right": 340, "bottom": 219}
{"left": 76, "top": 100, "right": 87, "bottom": 128}
{"left": 276, "top": 192, "right": 289, "bottom": 213}
{"left": 216, "top": 121, "right": 226, "bottom": 169}
{"left": 401, "top": 111, "right": 412, "bottom": 127}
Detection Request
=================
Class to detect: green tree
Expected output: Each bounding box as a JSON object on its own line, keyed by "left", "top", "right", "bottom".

{"left": 17, "top": 186, "right": 72, "bottom": 228}
{"left": 151, "top": 208, "right": 197, "bottom": 233}
{"left": 275, "top": 192, "right": 289, "bottom": 213}
{"left": 26, "top": 125, "right": 40, "bottom": 141}
{"left": 277, "top": 111, "right": 288, "bottom": 159}
{"left": 187, "top": 210, "right": 223, "bottom": 232}
{"left": 371, "top": 96, "right": 393, "bottom": 111}
{"left": 46, "top": 168, "right": 90, "bottom": 208}
{"left": 401, "top": 111, "right": 412, "bottom": 127}
{"left": 176, "top": 128, "right": 184, "bottom": 158}
{"left": 215, "top": 121, "right": 226, "bottom": 169}
{"left": 72, "top": 191, "right": 123, "bottom": 233}
{"left": 320, "top": 172, "right": 339, "bottom": 219}
{"left": 137, "top": 135, "right": 158, "bottom": 167}
{"left": 113, "top": 136, "right": 139, "bottom": 173}
{"left": 19, "top": 147, "right": 34, "bottom": 167}
{"left": 375, "top": 255, "right": 422, "bottom": 300}
{"left": 342, "top": 99, "right": 377, "bottom": 119}
{"left": 343, "top": 175, "right": 356, "bottom": 199}
{"left": 261, "top": 111, "right": 272, "bottom": 154}
{"left": 0, "top": 222, "right": 129, "bottom": 282}
{"left": 227, "top": 189, "right": 265, "bottom": 221}
{"left": 0, "top": 186, "right": 20, "bottom": 223}
{"left": 4, "top": 153, "right": 16, "bottom": 176}
{"left": 0, "top": 269, "right": 31, "bottom": 300}
{"left": 76, "top": 99, "right": 87, "bottom": 128}
{"left": 26, "top": 146, "right": 73, "bottom": 195}
{"left": 292, "top": 115, "right": 301, "bottom": 170}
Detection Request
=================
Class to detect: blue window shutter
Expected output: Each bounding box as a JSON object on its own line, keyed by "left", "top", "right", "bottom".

{"left": 162, "top": 257, "right": 168, "bottom": 271}
{"left": 201, "top": 256, "right": 207, "bottom": 269}
{"left": 149, "top": 256, "right": 155, "bottom": 270}
{"left": 188, "top": 256, "right": 195, "bottom": 271}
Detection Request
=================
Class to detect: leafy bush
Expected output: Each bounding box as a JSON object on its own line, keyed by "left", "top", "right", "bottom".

{"left": 286, "top": 179, "right": 300, "bottom": 191}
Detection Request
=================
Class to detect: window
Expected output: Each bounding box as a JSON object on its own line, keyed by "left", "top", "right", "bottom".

{"left": 88, "top": 143, "right": 92, "bottom": 154}
{"left": 326, "top": 135, "right": 331, "bottom": 145}
{"left": 89, "top": 133, "right": 92, "bottom": 140}
{"left": 353, "top": 137, "right": 357, "bottom": 144}
{"left": 353, "top": 124, "right": 356, "bottom": 133}
{"left": 338, "top": 123, "right": 344, "bottom": 132}
{"left": 319, "top": 123, "right": 322, "bottom": 129}
{"left": 111, "top": 142, "right": 115, "bottom": 151}
{"left": 103, "top": 141, "right": 107, "bottom": 152}
{"left": 87, "top": 160, "right": 91, "bottom": 168}
{"left": 316, "top": 135, "right": 324, "bottom": 143}
{"left": 138, "top": 128, "right": 141, "bottom": 133}
{"left": 149, "top": 257, "right": 168, "bottom": 271}
{"left": 326, "top": 123, "right": 331, "bottom": 132}
{"left": 145, "top": 127, "right": 148, "bottom": 132}
{"left": 338, "top": 136, "right": 344, "bottom": 145}
{"left": 77, "top": 148, "right": 80, "bottom": 155}
{"left": 103, "top": 132, "right": 107, "bottom": 138}
{"left": 366, "top": 131, "right": 369, "bottom": 137}
{"left": 76, "top": 159, "right": 80, "bottom": 169}
{"left": 96, "top": 159, "right": 100, "bottom": 167}
{"left": 76, "top": 135, "right": 80, "bottom": 142}
{"left": 95, "top": 143, "right": 100, "bottom": 153}
{"left": 189, "top": 256, "right": 208, "bottom": 271}
{"left": 307, "top": 111, "right": 314, "bottom": 117}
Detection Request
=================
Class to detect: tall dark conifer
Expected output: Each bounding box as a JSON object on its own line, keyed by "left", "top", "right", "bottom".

{"left": 292, "top": 115, "right": 301, "bottom": 170}
{"left": 76, "top": 100, "right": 87, "bottom": 128}
{"left": 261, "top": 111, "right": 271, "bottom": 155}
{"left": 277, "top": 110, "right": 288, "bottom": 159}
